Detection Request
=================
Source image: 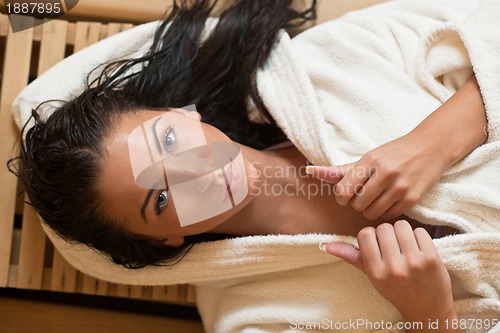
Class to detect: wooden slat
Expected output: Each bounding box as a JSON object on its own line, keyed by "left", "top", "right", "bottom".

{"left": 16, "top": 197, "right": 46, "bottom": 289}
{"left": 50, "top": 250, "right": 77, "bottom": 293}
{"left": 0, "top": 15, "right": 34, "bottom": 287}
{"left": 81, "top": 275, "right": 108, "bottom": 296}
{"left": 7, "top": 265, "right": 18, "bottom": 288}
{"left": 0, "top": 12, "right": 8, "bottom": 36}
{"left": 37, "top": 19, "right": 68, "bottom": 74}
{"left": 177, "top": 284, "right": 189, "bottom": 303}
{"left": 177, "top": 285, "right": 188, "bottom": 303}
{"left": 115, "top": 284, "right": 129, "bottom": 298}
{"left": 152, "top": 285, "right": 178, "bottom": 302}
{"left": 140, "top": 286, "right": 153, "bottom": 300}
{"left": 115, "top": 284, "right": 143, "bottom": 299}
{"left": 94, "top": 279, "right": 109, "bottom": 296}
{"left": 41, "top": 267, "right": 53, "bottom": 290}
{"left": 129, "top": 286, "right": 144, "bottom": 299}
{"left": 73, "top": 21, "right": 101, "bottom": 52}
{"left": 186, "top": 285, "right": 197, "bottom": 304}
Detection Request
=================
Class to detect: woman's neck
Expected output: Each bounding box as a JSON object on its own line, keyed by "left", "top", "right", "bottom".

{"left": 211, "top": 145, "right": 441, "bottom": 238}
{"left": 212, "top": 145, "right": 337, "bottom": 235}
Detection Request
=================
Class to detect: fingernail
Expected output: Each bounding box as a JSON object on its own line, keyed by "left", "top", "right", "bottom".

{"left": 306, "top": 165, "right": 329, "bottom": 176}
{"left": 319, "top": 242, "right": 328, "bottom": 252}
{"left": 305, "top": 166, "right": 315, "bottom": 175}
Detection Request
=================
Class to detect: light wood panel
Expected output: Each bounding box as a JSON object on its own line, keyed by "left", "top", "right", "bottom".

{"left": 317, "top": 0, "right": 387, "bottom": 23}
{"left": 61, "top": 0, "right": 172, "bottom": 24}
{"left": 16, "top": 196, "right": 46, "bottom": 289}
{"left": 0, "top": 15, "right": 34, "bottom": 288}
{"left": 0, "top": 0, "right": 172, "bottom": 24}
{"left": 0, "top": 296, "right": 204, "bottom": 333}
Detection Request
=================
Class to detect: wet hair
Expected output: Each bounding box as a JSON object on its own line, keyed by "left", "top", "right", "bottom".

{"left": 9, "top": 0, "right": 317, "bottom": 268}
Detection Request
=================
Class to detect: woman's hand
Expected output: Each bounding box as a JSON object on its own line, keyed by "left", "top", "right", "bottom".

{"left": 308, "top": 75, "right": 487, "bottom": 220}
{"left": 323, "top": 220, "right": 462, "bottom": 332}
{"left": 307, "top": 131, "right": 447, "bottom": 220}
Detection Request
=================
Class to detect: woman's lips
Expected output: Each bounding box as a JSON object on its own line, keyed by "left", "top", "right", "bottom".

{"left": 224, "top": 160, "right": 242, "bottom": 202}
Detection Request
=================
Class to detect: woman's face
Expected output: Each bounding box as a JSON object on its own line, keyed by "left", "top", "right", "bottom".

{"left": 98, "top": 108, "right": 258, "bottom": 247}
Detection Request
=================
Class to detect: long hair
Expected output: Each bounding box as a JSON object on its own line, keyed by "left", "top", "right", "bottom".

{"left": 10, "top": 0, "right": 317, "bottom": 268}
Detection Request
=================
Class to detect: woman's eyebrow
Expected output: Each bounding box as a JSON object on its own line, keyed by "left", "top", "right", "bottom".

{"left": 151, "top": 116, "right": 162, "bottom": 154}
{"left": 140, "top": 185, "right": 156, "bottom": 223}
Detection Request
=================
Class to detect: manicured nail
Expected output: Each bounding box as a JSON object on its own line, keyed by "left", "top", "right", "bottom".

{"left": 305, "top": 166, "right": 315, "bottom": 175}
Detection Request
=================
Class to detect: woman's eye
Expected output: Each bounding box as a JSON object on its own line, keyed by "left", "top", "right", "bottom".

{"left": 155, "top": 189, "right": 169, "bottom": 215}
{"left": 163, "top": 126, "right": 176, "bottom": 154}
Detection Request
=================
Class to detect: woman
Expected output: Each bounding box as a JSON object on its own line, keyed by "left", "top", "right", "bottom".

{"left": 11, "top": 0, "right": 495, "bottom": 331}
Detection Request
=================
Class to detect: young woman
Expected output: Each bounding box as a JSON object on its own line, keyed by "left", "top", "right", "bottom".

{"left": 11, "top": 0, "right": 493, "bottom": 331}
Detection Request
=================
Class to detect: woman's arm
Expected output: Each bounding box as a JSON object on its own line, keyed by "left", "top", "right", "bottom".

{"left": 308, "top": 75, "right": 487, "bottom": 220}
{"left": 324, "top": 220, "right": 465, "bottom": 333}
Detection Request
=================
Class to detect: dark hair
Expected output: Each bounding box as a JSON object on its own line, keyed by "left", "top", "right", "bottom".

{"left": 10, "top": 0, "right": 317, "bottom": 268}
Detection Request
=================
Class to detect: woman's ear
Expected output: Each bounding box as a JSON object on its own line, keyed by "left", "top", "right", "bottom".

{"left": 150, "top": 236, "right": 185, "bottom": 248}
{"left": 162, "top": 236, "right": 185, "bottom": 248}
{"left": 169, "top": 108, "right": 202, "bottom": 121}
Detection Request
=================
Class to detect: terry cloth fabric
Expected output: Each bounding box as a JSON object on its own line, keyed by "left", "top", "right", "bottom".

{"left": 12, "top": 0, "right": 500, "bottom": 332}
{"left": 258, "top": 0, "right": 500, "bottom": 234}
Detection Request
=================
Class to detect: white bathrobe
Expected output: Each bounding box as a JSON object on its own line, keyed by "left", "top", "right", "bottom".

{"left": 12, "top": 0, "right": 500, "bottom": 332}
{"left": 258, "top": 0, "right": 500, "bottom": 234}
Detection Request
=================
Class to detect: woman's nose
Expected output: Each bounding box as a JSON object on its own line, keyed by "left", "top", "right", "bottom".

{"left": 164, "top": 146, "right": 217, "bottom": 189}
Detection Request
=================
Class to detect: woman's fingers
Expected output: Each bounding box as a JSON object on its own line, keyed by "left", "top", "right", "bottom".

{"left": 358, "top": 222, "right": 420, "bottom": 277}
{"left": 308, "top": 160, "right": 403, "bottom": 218}
{"left": 393, "top": 220, "right": 421, "bottom": 255}
{"left": 357, "top": 227, "right": 384, "bottom": 274}
{"left": 363, "top": 186, "right": 415, "bottom": 220}
{"left": 334, "top": 163, "right": 372, "bottom": 206}
{"left": 322, "top": 227, "right": 384, "bottom": 275}
{"left": 309, "top": 158, "right": 424, "bottom": 223}
{"left": 349, "top": 175, "right": 389, "bottom": 217}
{"left": 306, "top": 163, "right": 354, "bottom": 184}
{"left": 323, "top": 242, "right": 365, "bottom": 273}
{"left": 413, "top": 227, "right": 439, "bottom": 255}
{"left": 369, "top": 179, "right": 424, "bottom": 220}
{"left": 308, "top": 132, "right": 446, "bottom": 221}
{"left": 373, "top": 223, "right": 401, "bottom": 260}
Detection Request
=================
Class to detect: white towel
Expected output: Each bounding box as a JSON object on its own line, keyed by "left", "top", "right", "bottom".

{"left": 12, "top": 0, "right": 500, "bottom": 332}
